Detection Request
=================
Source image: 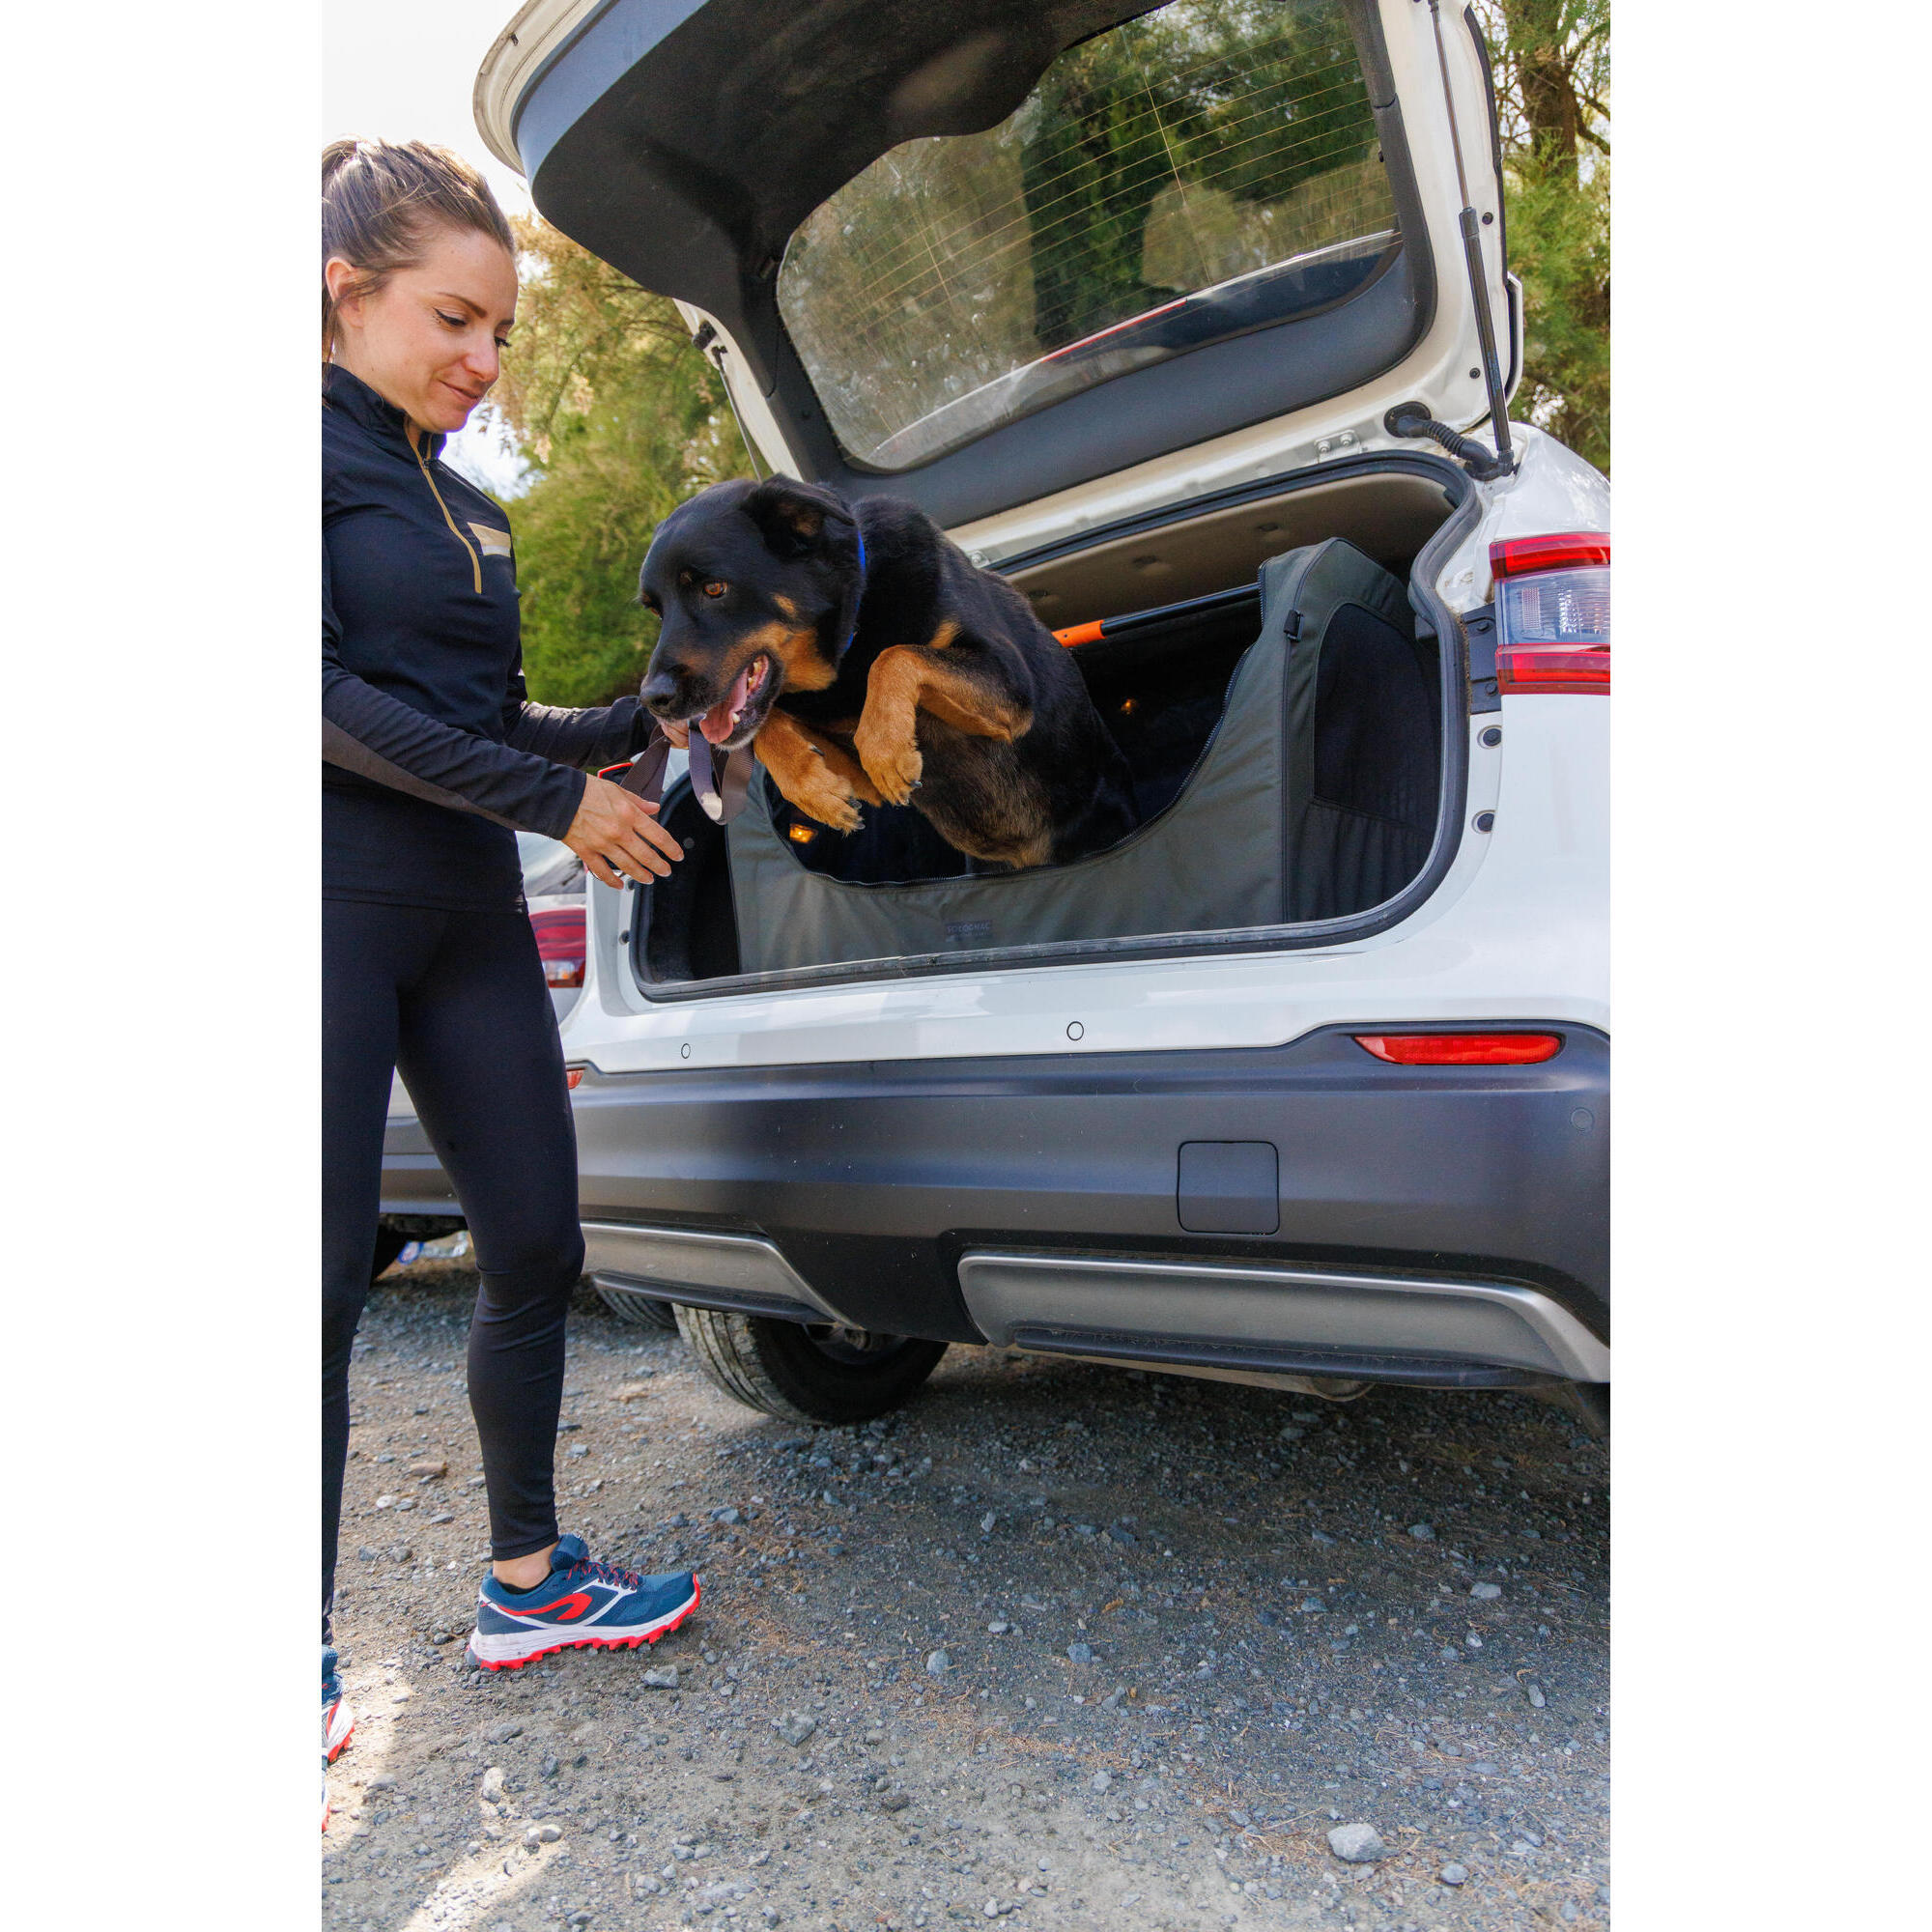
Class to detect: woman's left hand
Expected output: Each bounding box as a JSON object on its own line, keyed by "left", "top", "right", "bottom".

{"left": 562, "top": 775, "right": 685, "bottom": 889}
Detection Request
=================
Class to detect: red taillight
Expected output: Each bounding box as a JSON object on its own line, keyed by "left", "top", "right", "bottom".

{"left": 564, "top": 1065, "right": 584, "bottom": 1091}
{"left": 1354, "top": 1033, "right": 1563, "bottom": 1065}
{"left": 1489, "top": 531, "right": 1610, "bottom": 579}
{"left": 1488, "top": 532, "right": 1609, "bottom": 696}
{"left": 529, "top": 906, "right": 586, "bottom": 989}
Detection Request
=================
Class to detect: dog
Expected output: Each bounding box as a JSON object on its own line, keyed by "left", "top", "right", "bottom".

{"left": 636, "top": 477, "right": 1137, "bottom": 869}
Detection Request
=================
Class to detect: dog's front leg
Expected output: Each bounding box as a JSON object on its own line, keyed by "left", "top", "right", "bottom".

{"left": 854, "top": 646, "right": 1034, "bottom": 807}
{"left": 852, "top": 647, "right": 929, "bottom": 806}
{"left": 752, "top": 710, "right": 883, "bottom": 834}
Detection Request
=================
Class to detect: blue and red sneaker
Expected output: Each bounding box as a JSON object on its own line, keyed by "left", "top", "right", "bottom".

{"left": 466, "top": 1534, "right": 698, "bottom": 1671}
{"left": 323, "top": 1645, "right": 355, "bottom": 1762}
{"left": 323, "top": 1644, "right": 354, "bottom": 1833}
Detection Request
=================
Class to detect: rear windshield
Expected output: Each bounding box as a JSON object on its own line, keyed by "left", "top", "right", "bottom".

{"left": 777, "top": 0, "right": 1399, "bottom": 471}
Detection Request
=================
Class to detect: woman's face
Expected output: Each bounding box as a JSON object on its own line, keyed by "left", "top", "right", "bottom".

{"left": 327, "top": 223, "right": 518, "bottom": 435}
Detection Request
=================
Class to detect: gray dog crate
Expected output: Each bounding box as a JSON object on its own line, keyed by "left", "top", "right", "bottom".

{"left": 719, "top": 539, "right": 1439, "bottom": 976}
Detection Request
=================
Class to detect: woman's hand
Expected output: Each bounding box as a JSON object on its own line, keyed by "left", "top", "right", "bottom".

{"left": 562, "top": 775, "right": 684, "bottom": 889}
{"left": 658, "top": 717, "right": 691, "bottom": 749}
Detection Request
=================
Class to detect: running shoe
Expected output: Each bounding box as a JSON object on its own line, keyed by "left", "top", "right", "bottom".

{"left": 323, "top": 1644, "right": 353, "bottom": 1833}
{"left": 323, "top": 1645, "right": 355, "bottom": 1762}
{"left": 466, "top": 1534, "right": 698, "bottom": 1671}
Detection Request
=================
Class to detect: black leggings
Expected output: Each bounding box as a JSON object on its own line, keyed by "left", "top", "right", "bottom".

{"left": 323, "top": 898, "right": 584, "bottom": 1641}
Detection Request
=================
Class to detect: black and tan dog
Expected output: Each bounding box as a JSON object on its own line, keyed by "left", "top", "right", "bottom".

{"left": 637, "top": 478, "right": 1137, "bottom": 868}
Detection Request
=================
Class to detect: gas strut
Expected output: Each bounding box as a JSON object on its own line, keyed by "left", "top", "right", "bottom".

{"left": 1387, "top": 0, "right": 1517, "bottom": 481}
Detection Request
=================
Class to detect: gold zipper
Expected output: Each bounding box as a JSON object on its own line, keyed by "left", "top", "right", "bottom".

{"left": 408, "top": 423, "right": 482, "bottom": 595}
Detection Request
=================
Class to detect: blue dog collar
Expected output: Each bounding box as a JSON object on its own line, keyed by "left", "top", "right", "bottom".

{"left": 844, "top": 524, "right": 867, "bottom": 652}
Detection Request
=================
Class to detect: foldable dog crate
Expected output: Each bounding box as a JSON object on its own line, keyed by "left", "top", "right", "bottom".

{"left": 716, "top": 539, "right": 1440, "bottom": 976}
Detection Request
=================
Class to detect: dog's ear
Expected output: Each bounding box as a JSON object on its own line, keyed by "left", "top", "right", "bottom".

{"left": 741, "top": 477, "right": 850, "bottom": 559}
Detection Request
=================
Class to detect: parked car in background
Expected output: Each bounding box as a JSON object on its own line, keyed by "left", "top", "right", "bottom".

{"left": 475, "top": 0, "right": 1608, "bottom": 1425}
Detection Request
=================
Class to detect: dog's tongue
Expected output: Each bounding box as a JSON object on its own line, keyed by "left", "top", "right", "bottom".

{"left": 698, "top": 663, "right": 756, "bottom": 746}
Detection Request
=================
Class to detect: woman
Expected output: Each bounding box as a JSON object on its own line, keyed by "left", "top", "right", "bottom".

{"left": 321, "top": 139, "right": 697, "bottom": 1784}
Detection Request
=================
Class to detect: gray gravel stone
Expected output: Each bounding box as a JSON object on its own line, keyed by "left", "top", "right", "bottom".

{"left": 1326, "top": 1823, "right": 1385, "bottom": 1862}
{"left": 1471, "top": 1580, "right": 1502, "bottom": 1600}
{"left": 778, "top": 1713, "right": 817, "bottom": 1747}
{"left": 1439, "top": 1862, "right": 1469, "bottom": 1886}
{"left": 640, "top": 1665, "right": 678, "bottom": 1690}
{"left": 1407, "top": 1523, "right": 1436, "bottom": 1541}
{"left": 1092, "top": 1769, "right": 1112, "bottom": 1793}
{"left": 926, "top": 1649, "right": 952, "bottom": 1675}
{"left": 1066, "top": 1642, "right": 1095, "bottom": 1663}
{"left": 487, "top": 1721, "right": 523, "bottom": 1743}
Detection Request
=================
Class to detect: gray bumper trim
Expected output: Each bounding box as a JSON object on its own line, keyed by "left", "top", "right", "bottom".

{"left": 956, "top": 1252, "right": 1609, "bottom": 1383}
{"left": 580, "top": 1222, "right": 841, "bottom": 1322}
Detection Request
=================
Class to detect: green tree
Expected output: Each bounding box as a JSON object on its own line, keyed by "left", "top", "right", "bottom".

{"left": 1474, "top": 0, "right": 1610, "bottom": 471}
{"left": 491, "top": 217, "right": 753, "bottom": 708}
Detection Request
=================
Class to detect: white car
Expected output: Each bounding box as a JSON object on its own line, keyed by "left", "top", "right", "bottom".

{"left": 477, "top": 0, "right": 1608, "bottom": 1427}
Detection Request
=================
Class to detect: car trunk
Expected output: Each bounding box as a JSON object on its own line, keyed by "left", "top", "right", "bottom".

{"left": 474, "top": 0, "right": 1507, "bottom": 993}
{"left": 634, "top": 453, "right": 1469, "bottom": 992}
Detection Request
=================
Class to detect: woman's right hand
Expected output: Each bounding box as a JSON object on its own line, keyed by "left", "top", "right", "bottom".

{"left": 562, "top": 775, "right": 684, "bottom": 890}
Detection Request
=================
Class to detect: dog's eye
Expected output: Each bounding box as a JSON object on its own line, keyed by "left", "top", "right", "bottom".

{"left": 701, "top": 581, "right": 726, "bottom": 599}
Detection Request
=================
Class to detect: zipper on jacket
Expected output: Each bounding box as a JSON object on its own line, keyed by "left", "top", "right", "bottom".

{"left": 407, "top": 423, "right": 482, "bottom": 595}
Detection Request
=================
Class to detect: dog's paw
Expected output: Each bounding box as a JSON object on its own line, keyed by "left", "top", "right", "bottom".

{"left": 853, "top": 720, "right": 923, "bottom": 808}
{"left": 787, "top": 760, "right": 867, "bottom": 836}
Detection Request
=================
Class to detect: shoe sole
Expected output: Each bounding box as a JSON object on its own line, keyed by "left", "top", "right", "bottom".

{"left": 465, "top": 1578, "right": 699, "bottom": 1672}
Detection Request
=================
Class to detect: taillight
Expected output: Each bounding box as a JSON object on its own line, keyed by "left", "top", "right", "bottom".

{"left": 564, "top": 1065, "right": 584, "bottom": 1091}
{"left": 1490, "top": 532, "right": 1609, "bottom": 696}
{"left": 1354, "top": 1033, "right": 1562, "bottom": 1065}
{"left": 529, "top": 906, "right": 586, "bottom": 989}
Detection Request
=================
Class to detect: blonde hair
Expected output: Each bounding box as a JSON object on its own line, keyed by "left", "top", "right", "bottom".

{"left": 322, "top": 138, "right": 515, "bottom": 367}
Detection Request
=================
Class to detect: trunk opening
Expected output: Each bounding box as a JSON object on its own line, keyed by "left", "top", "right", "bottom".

{"left": 634, "top": 455, "right": 1471, "bottom": 995}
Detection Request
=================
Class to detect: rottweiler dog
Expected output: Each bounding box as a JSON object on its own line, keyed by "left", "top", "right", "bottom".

{"left": 637, "top": 477, "right": 1137, "bottom": 869}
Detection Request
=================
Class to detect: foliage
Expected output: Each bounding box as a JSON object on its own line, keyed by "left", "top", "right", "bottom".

{"left": 1019, "top": 0, "right": 1381, "bottom": 347}
{"left": 492, "top": 217, "right": 753, "bottom": 708}
{"left": 1473, "top": 0, "right": 1610, "bottom": 471}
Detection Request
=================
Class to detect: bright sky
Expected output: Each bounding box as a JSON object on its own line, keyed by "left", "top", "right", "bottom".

{"left": 323, "top": 0, "right": 538, "bottom": 496}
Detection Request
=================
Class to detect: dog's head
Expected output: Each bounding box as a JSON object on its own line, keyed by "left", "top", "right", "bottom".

{"left": 637, "top": 477, "right": 864, "bottom": 751}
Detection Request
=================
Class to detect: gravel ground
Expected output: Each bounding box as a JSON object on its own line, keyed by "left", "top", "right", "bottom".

{"left": 323, "top": 1262, "right": 1608, "bottom": 1932}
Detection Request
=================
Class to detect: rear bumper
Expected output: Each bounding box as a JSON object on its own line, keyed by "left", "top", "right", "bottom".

{"left": 570, "top": 1023, "right": 1608, "bottom": 1384}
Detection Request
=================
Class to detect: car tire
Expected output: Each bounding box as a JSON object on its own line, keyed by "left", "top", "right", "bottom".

{"left": 594, "top": 1283, "right": 682, "bottom": 1332}
{"left": 673, "top": 1306, "right": 947, "bottom": 1425}
{"left": 370, "top": 1227, "right": 410, "bottom": 1283}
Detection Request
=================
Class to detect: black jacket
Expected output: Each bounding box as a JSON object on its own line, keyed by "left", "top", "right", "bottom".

{"left": 323, "top": 364, "right": 646, "bottom": 909}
